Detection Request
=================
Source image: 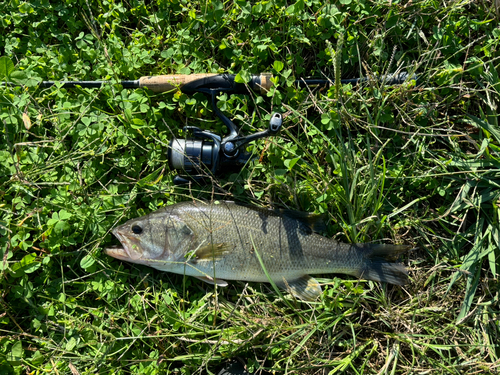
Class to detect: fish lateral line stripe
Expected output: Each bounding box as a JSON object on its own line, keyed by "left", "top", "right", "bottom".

{"left": 194, "top": 218, "right": 279, "bottom": 233}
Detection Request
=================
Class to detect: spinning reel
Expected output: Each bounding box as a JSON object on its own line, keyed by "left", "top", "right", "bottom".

{"left": 167, "top": 88, "right": 282, "bottom": 185}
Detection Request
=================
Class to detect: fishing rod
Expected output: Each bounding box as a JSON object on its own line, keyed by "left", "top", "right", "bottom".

{"left": 136, "top": 71, "right": 411, "bottom": 184}
{"left": 2, "top": 71, "right": 414, "bottom": 184}
{"left": 11, "top": 71, "right": 413, "bottom": 93}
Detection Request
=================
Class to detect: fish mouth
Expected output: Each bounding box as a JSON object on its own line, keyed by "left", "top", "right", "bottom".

{"left": 105, "top": 245, "right": 128, "bottom": 259}
{"left": 105, "top": 227, "right": 129, "bottom": 260}
{"left": 106, "top": 227, "right": 143, "bottom": 260}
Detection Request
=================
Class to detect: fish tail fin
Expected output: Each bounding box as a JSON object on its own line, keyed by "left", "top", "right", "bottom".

{"left": 359, "top": 244, "right": 409, "bottom": 285}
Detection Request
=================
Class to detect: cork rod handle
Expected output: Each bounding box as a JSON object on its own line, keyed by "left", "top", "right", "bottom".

{"left": 138, "top": 74, "right": 219, "bottom": 93}
{"left": 138, "top": 73, "right": 273, "bottom": 93}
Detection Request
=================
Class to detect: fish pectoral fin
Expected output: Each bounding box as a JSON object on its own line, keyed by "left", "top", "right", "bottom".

{"left": 277, "top": 275, "right": 322, "bottom": 301}
{"left": 194, "top": 243, "right": 234, "bottom": 261}
{"left": 194, "top": 275, "right": 229, "bottom": 287}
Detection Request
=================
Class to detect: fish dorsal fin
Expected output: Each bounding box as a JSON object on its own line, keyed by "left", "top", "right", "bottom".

{"left": 232, "top": 201, "right": 328, "bottom": 233}
{"left": 277, "top": 275, "right": 322, "bottom": 301}
{"left": 277, "top": 210, "right": 328, "bottom": 233}
{"left": 193, "top": 242, "right": 234, "bottom": 262}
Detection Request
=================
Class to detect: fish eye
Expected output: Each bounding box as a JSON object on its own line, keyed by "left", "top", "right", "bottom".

{"left": 181, "top": 225, "right": 192, "bottom": 236}
{"left": 131, "top": 225, "right": 143, "bottom": 234}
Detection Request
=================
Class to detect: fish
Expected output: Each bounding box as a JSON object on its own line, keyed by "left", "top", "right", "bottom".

{"left": 105, "top": 200, "right": 409, "bottom": 301}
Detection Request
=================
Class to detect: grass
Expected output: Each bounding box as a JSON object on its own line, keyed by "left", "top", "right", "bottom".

{"left": 1, "top": 0, "right": 499, "bottom": 374}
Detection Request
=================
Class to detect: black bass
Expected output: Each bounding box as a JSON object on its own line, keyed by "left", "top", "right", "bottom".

{"left": 106, "top": 201, "right": 408, "bottom": 300}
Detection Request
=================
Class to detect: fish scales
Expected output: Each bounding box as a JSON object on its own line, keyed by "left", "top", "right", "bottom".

{"left": 106, "top": 201, "right": 409, "bottom": 300}
{"left": 178, "top": 203, "right": 362, "bottom": 279}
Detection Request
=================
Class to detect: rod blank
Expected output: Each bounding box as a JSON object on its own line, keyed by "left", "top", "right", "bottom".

{"left": 38, "top": 80, "right": 140, "bottom": 89}
{"left": 296, "top": 72, "right": 415, "bottom": 87}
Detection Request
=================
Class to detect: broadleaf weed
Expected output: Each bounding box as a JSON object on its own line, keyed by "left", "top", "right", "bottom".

{"left": 1, "top": 0, "right": 499, "bottom": 374}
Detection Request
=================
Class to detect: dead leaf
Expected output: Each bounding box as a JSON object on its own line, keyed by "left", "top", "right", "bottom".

{"left": 22, "top": 112, "right": 32, "bottom": 130}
